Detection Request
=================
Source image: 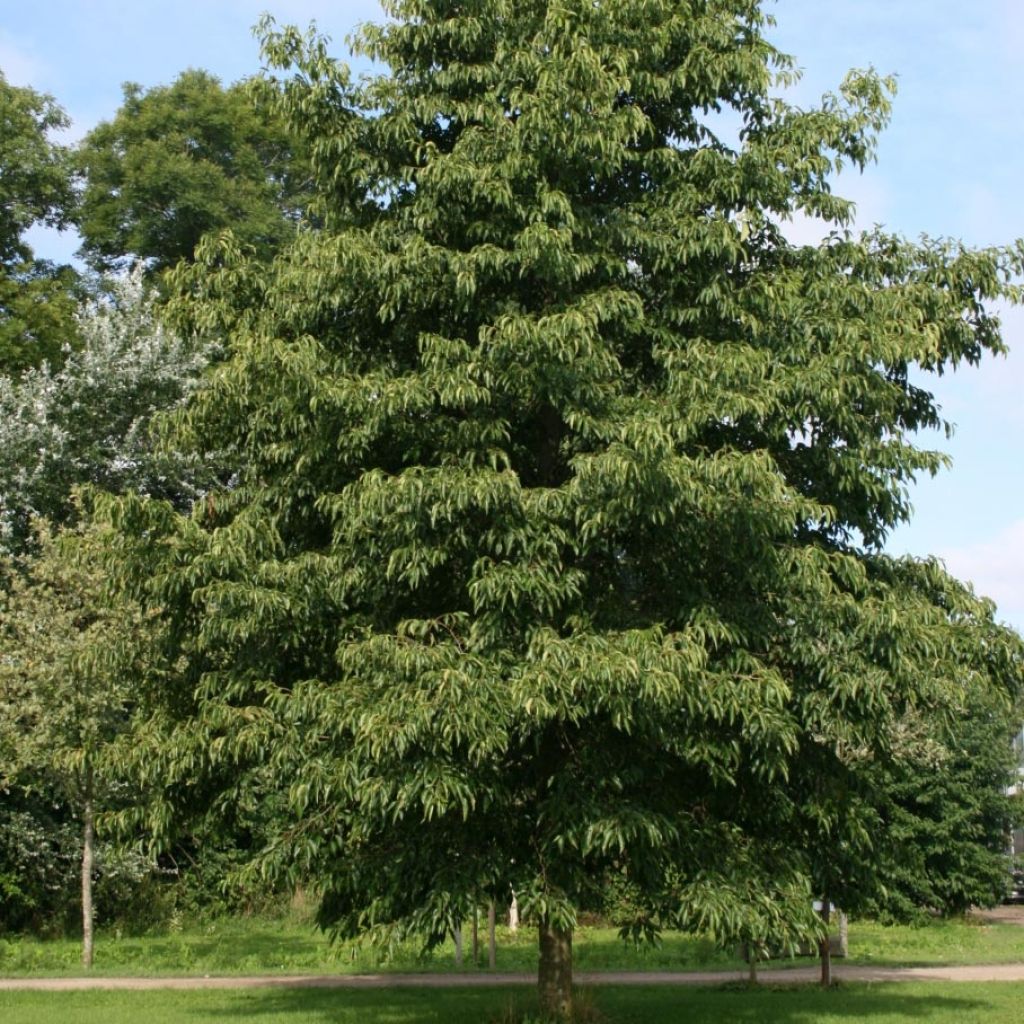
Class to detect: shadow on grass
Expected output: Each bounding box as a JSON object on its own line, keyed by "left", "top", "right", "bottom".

{"left": 195, "top": 986, "right": 519, "bottom": 1022}
{"left": 195, "top": 983, "right": 996, "bottom": 1024}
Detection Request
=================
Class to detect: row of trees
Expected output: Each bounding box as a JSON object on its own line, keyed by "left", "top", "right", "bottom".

{"left": 2, "top": 2, "right": 1024, "bottom": 1018}
{"left": 0, "top": 60, "right": 305, "bottom": 948}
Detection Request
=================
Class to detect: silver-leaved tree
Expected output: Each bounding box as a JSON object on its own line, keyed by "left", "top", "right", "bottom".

{"left": 0, "top": 269, "right": 214, "bottom": 555}
{"left": 104, "top": 2, "right": 1024, "bottom": 1017}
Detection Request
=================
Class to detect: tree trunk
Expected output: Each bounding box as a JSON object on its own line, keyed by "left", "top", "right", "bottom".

{"left": 819, "top": 897, "right": 832, "bottom": 988}
{"left": 538, "top": 919, "right": 573, "bottom": 1021}
{"left": 509, "top": 893, "right": 519, "bottom": 932}
{"left": 454, "top": 924, "right": 463, "bottom": 968}
{"left": 472, "top": 903, "right": 479, "bottom": 964}
{"left": 488, "top": 901, "right": 497, "bottom": 969}
{"left": 81, "top": 765, "right": 95, "bottom": 969}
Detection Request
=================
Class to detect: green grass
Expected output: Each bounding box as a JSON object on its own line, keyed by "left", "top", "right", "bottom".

{"left": 3, "top": 982, "right": 1024, "bottom": 1024}
{"left": 2, "top": 913, "right": 1023, "bottom": 978}
{"left": 842, "top": 917, "right": 1024, "bottom": 967}
{"left": 0, "top": 913, "right": 739, "bottom": 977}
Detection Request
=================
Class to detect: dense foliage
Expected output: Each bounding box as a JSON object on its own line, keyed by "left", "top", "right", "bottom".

{"left": 0, "top": 5, "right": 1021, "bottom": 1012}
{"left": 0, "top": 271, "right": 214, "bottom": 555}
{"left": 75, "top": 69, "right": 312, "bottom": 273}
{"left": 871, "top": 682, "right": 1021, "bottom": 920}
{"left": 0, "top": 69, "right": 80, "bottom": 373}
{"left": 0, "top": 522, "right": 159, "bottom": 963}
{"left": 0, "top": 274, "right": 216, "bottom": 948}
{"left": 0, "top": 71, "right": 73, "bottom": 264}
{"left": 97, "top": 2, "right": 1024, "bottom": 1015}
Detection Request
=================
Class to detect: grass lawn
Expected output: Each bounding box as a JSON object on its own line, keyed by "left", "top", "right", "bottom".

{"left": 3, "top": 982, "right": 1024, "bottom": 1024}
{"left": 2, "top": 912, "right": 1024, "bottom": 978}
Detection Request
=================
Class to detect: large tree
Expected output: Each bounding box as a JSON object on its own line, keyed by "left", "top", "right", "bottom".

{"left": 75, "top": 69, "right": 312, "bottom": 273}
{"left": 107, "top": 3, "right": 1024, "bottom": 1017}
{"left": 0, "top": 69, "right": 79, "bottom": 373}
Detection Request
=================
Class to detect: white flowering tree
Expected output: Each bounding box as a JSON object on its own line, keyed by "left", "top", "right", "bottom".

{"left": 0, "top": 270, "right": 214, "bottom": 554}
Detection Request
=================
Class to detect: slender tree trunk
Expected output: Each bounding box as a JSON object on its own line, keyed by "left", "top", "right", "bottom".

{"left": 819, "top": 897, "right": 832, "bottom": 988}
{"left": 454, "top": 924, "right": 463, "bottom": 968}
{"left": 509, "top": 893, "right": 519, "bottom": 932}
{"left": 488, "top": 901, "right": 497, "bottom": 969}
{"left": 81, "top": 764, "right": 95, "bottom": 969}
{"left": 538, "top": 919, "right": 573, "bottom": 1021}
{"left": 472, "top": 903, "right": 479, "bottom": 964}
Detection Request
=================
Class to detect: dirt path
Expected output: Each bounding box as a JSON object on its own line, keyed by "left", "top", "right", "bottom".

{"left": 6, "top": 964, "right": 1024, "bottom": 991}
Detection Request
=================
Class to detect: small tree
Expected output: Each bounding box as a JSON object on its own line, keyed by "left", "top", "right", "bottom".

{"left": 0, "top": 522, "right": 154, "bottom": 966}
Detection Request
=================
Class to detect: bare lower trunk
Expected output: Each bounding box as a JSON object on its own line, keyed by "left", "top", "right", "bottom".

{"left": 538, "top": 920, "right": 573, "bottom": 1021}
{"left": 509, "top": 893, "right": 519, "bottom": 932}
{"left": 454, "top": 924, "right": 463, "bottom": 967}
{"left": 81, "top": 768, "right": 94, "bottom": 969}
{"left": 472, "top": 904, "right": 479, "bottom": 964}
{"left": 488, "top": 901, "right": 497, "bottom": 969}
{"left": 819, "top": 898, "right": 832, "bottom": 988}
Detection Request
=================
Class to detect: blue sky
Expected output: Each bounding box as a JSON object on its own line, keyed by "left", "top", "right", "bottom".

{"left": 2, "top": 1, "right": 1022, "bottom": 630}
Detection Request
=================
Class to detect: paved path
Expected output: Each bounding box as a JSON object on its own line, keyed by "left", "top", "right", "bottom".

{"left": 6, "top": 964, "right": 1024, "bottom": 991}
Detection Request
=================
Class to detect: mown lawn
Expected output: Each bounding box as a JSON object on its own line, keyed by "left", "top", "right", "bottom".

{"left": 2, "top": 912, "right": 1024, "bottom": 978}
{"left": 3, "top": 982, "right": 1024, "bottom": 1024}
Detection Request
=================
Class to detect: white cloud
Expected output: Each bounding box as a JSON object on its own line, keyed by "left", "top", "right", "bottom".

{"left": 940, "top": 520, "right": 1024, "bottom": 632}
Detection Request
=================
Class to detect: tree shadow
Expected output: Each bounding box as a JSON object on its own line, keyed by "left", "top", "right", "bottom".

{"left": 194, "top": 985, "right": 518, "bottom": 1022}
{"left": 197, "top": 982, "right": 1002, "bottom": 1023}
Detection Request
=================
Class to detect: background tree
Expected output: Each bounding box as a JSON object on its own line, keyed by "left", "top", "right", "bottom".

{"left": 856, "top": 561, "right": 1021, "bottom": 922}
{"left": 0, "top": 268, "right": 234, "bottom": 940}
{"left": 0, "top": 69, "right": 79, "bottom": 373}
{"left": 0, "top": 789, "right": 80, "bottom": 934}
{"left": 870, "top": 683, "right": 1020, "bottom": 920}
{"left": 106, "top": 3, "right": 1024, "bottom": 1018}
{"left": 75, "top": 69, "right": 312, "bottom": 273}
{"left": 770, "top": 555, "right": 1022, "bottom": 983}
{"left": 0, "top": 270, "right": 215, "bottom": 555}
{"left": 0, "top": 522, "right": 156, "bottom": 967}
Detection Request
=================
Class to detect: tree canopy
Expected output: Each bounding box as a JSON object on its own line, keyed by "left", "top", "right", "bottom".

{"left": 75, "top": 69, "right": 312, "bottom": 273}
{"left": 0, "top": 70, "right": 73, "bottom": 263}
{"left": 0, "top": 69, "right": 79, "bottom": 373}
{"left": 103, "top": 2, "right": 1024, "bottom": 1016}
